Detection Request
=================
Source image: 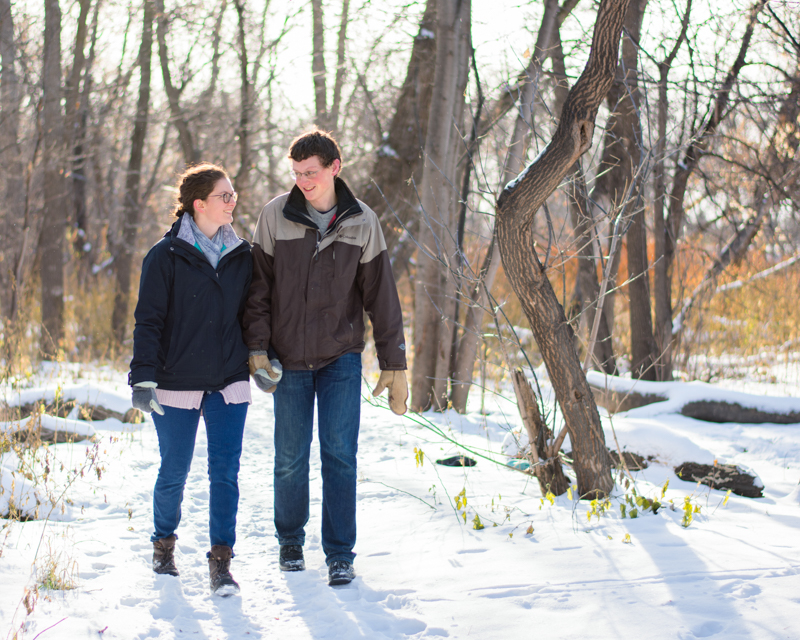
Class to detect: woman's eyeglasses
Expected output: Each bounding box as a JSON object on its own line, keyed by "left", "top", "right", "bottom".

{"left": 208, "top": 192, "right": 238, "bottom": 204}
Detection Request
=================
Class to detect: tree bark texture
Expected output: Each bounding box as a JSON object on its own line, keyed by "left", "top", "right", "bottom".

{"left": 411, "top": 0, "right": 471, "bottom": 412}
{"left": 495, "top": 0, "right": 632, "bottom": 498}
{"left": 552, "top": 16, "right": 616, "bottom": 373}
{"left": 553, "top": 22, "right": 614, "bottom": 372}
{"left": 111, "top": 0, "right": 154, "bottom": 347}
{"left": 360, "top": 0, "right": 436, "bottom": 272}
{"left": 511, "top": 369, "right": 569, "bottom": 495}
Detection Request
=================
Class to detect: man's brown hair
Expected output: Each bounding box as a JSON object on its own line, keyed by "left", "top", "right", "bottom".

{"left": 288, "top": 129, "right": 342, "bottom": 168}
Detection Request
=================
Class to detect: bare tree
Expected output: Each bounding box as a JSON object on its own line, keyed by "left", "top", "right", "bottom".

{"left": 111, "top": 0, "right": 155, "bottom": 346}
{"left": 411, "top": 0, "right": 472, "bottom": 412}
{"left": 155, "top": 0, "right": 200, "bottom": 164}
{"left": 0, "top": 0, "right": 25, "bottom": 320}
{"left": 495, "top": 0, "right": 634, "bottom": 498}
{"left": 39, "top": 0, "right": 66, "bottom": 358}
{"left": 360, "top": 0, "right": 436, "bottom": 275}
{"left": 654, "top": 0, "right": 767, "bottom": 379}
{"left": 652, "top": 0, "right": 692, "bottom": 380}
{"left": 617, "top": 0, "right": 657, "bottom": 380}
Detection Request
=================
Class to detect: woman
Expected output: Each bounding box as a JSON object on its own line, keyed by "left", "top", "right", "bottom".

{"left": 129, "top": 163, "right": 252, "bottom": 597}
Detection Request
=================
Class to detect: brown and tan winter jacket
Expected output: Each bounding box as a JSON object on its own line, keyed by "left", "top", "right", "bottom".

{"left": 242, "top": 178, "right": 407, "bottom": 372}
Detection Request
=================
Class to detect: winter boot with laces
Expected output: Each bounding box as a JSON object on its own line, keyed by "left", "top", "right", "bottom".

{"left": 279, "top": 545, "right": 305, "bottom": 572}
{"left": 208, "top": 545, "right": 240, "bottom": 597}
{"left": 328, "top": 560, "right": 356, "bottom": 586}
{"left": 152, "top": 535, "right": 179, "bottom": 576}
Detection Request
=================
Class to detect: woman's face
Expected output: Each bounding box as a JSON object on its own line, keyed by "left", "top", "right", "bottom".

{"left": 194, "top": 177, "right": 236, "bottom": 232}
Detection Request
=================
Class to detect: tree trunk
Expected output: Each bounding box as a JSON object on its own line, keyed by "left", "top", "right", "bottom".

{"left": 233, "top": 0, "right": 254, "bottom": 227}
{"left": 0, "top": 0, "right": 25, "bottom": 320}
{"left": 359, "top": 0, "right": 437, "bottom": 273}
{"left": 511, "top": 369, "right": 569, "bottom": 495}
{"left": 495, "top": 0, "right": 632, "bottom": 498}
{"left": 329, "top": 0, "right": 349, "bottom": 135}
{"left": 411, "top": 0, "right": 471, "bottom": 412}
{"left": 68, "top": 0, "right": 97, "bottom": 278}
{"left": 614, "top": 0, "right": 657, "bottom": 380}
{"left": 311, "top": 0, "right": 329, "bottom": 130}
{"left": 155, "top": 0, "right": 199, "bottom": 164}
{"left": 552, "top": 18, "right": 616, "bottom": 373}
{"left": 39, "top": 0, "right": 66, "bottom": 358}
{"left": 111, "top": 0, "right": 154, "bottom": 347}
{"left": 652, "top": 0, "right": 692, "bottom": 381}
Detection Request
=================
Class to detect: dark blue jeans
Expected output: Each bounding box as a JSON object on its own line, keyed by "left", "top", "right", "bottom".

{"left": 151, "top": 392, "right": 247, "bottom": 549}
{"left": 273, "top": 352, "right": 362, "bottom": 564}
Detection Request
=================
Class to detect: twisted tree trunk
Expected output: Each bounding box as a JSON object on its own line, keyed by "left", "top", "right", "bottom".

{"left": 495, "top": 0, "right": 632, "bottom": 498}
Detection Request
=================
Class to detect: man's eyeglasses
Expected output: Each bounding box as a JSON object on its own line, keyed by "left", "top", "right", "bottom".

{"left": 290, "top": 169, "right": 320, "bottom": 181}
{"left": 208, "top": 192, "right": 238, "bottom": 204}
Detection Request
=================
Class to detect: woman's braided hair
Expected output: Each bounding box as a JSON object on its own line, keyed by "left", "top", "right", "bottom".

{"left": 170, "top": 163, "right": 229, "bottom": 218}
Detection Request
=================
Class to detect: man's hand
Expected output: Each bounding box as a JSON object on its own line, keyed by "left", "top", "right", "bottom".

{"left": 371, "top": 370, "right": 408, "bottom": 416}
{"left": 248, "top": 353, "right": 270, "bottom": 375}
{"left": 250, "top": 353, "right": 283, "bottom": 393}
{"left": 132, "top": 382, "right": 165, "bottom": 415}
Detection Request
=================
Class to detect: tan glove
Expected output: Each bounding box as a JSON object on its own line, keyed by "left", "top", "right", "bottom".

{"left": 372, "top": 370, "right": 408, "bottom": 416}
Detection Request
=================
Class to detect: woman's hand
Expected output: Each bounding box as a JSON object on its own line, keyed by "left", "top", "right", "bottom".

{"left": 132, "top": 382, "right": 165, "bottom": 415}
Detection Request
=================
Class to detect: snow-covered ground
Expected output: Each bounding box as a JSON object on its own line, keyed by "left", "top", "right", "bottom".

{"left": 2, "top": 362, "right": 800, "bottom": 639}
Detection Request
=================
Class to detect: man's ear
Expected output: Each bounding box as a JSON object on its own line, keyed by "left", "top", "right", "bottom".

{"left": 331, "top": 158, "right": 341, "bottom": 177}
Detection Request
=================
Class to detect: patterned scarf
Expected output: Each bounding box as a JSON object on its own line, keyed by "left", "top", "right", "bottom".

{"left": 178, "top": 212, "right": 242, "bottom": 269}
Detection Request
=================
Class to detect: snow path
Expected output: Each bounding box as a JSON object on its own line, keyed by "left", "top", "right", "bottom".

{"left": 1, "top": 372, "right": 800, "bottom": 639}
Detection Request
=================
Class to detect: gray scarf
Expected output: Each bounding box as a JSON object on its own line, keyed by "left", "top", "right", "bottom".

{"left": 178, "top": 212, "right": 243, "bottom": 269}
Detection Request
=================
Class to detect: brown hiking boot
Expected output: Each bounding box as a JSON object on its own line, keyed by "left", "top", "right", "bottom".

{"left": 153, "top": 535, "right": 179, "bottom": 576}
{"left": 208, "top": 545, "right": 240, "bottom": 597}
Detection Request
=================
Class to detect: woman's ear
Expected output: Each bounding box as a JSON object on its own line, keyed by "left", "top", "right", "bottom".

{"left": 193, "top": 198, "right": 204, "bottom": 214}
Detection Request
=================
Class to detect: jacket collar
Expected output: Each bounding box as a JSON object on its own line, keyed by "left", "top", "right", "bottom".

{"left": 166, "top": 216, "right": 249, "bottom": 266}
{"left": 282, "top": 177, "right": 363, "bottom": 230}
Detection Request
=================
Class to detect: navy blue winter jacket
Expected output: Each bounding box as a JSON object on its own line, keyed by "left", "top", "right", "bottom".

{"left": 129, "top": 217, "right": 253, "bottom": 391}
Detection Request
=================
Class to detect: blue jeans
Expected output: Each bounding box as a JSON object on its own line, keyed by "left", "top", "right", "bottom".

{"left": 273, "top": 352, "right": 362, "bottom": 564}
{"left": 151, "top": 392, "right": 247, "bottom": 549}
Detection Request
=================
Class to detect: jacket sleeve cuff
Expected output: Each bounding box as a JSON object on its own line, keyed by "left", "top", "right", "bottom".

{"left": 129, "top": 368, "right": 157, "bottom": 387}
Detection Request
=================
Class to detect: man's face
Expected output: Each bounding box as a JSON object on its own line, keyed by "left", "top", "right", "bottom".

{"left": 292, "top": 156, "right": 340, "bottom": 210}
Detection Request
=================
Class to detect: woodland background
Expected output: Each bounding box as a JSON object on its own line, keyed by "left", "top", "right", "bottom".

{"left": 1, "top": 0, "right": 799, "bottom": 493}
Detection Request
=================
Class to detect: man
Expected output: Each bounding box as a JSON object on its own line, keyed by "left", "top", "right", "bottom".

{"left": 243, "top": 129, "right": 408, "bottom": 586}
